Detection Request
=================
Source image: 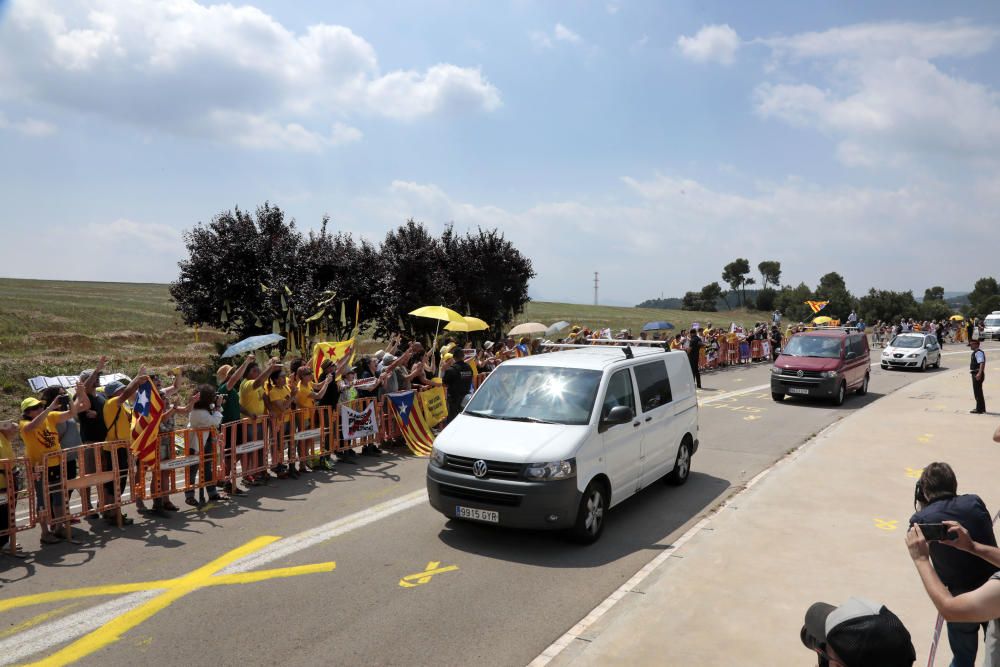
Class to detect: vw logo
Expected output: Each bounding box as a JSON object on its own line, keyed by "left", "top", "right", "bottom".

{"left": 472, "top": 460, "right": 488, "bottom": 478}
{"left": 796, "top": 370, "right": 804, "bottom": 377}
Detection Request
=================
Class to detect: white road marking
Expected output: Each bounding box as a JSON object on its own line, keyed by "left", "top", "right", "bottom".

{"left": 0, "top": 488, "right": 428, "bottom": 665}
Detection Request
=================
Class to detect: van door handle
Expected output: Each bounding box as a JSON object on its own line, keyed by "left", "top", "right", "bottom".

{"left": 644, "top": 416, "right": 652, "bottom": 423}
{"left": 632, "top": 421, "right": 640, "bottom": 428}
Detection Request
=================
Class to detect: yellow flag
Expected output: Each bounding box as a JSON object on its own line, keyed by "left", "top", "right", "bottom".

{"left": 311, "top": 339, "right": 356, "bottom": 378}
{"left": 419, "top": 385, "right": 448, "bottom": 427}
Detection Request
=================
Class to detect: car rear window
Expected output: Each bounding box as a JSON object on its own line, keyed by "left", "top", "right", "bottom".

{"left": 633, "top": 361, "right": 672, "bottom": 412}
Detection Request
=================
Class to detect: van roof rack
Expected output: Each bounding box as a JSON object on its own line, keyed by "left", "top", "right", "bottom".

{"left": 542, "top": 339, "right": 672, "bottom": 356}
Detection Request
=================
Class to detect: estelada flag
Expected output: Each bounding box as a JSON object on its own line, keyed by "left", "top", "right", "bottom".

{"left": 387, "top": 390, "right": 435, "bottom": 456}
{"left": 131, "top": 381, "right": 165, "bottom": 464}
{"left": 805, "top": 300, "right": 829, "bottom": 313}
{"left": 311, "top": 339, "right": 355, "bottom": 378}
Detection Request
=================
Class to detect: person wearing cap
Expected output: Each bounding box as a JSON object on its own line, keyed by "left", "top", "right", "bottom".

{"left": 909, "top": 462, "right": 998, "bottom": 666}
{"left": 264, "top": 368, "right": 299, "bottom": 478}
{"left": 216, "top": 355, "right": 254, "bottom": 494}
{"left": 20, "top": 384, "right": 89, "bottom": 544}
{"left": 801, "top": 597, "right": 916, "bottom": 666}
{"left": 101, "top": 368, "right": 149, "bottom": 526}
{"left": 970, "top": 339, "right": 986, "bottom": 414}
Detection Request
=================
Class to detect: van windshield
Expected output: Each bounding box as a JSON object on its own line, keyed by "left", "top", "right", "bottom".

{"left": 464, "top": 365, "right": 601, "bottom": 426}
{"left": 782, "top": 335, "right": 842, "bottom": 358}
{"left": 985, "top": 317, "right": 1000, "bottom": 328}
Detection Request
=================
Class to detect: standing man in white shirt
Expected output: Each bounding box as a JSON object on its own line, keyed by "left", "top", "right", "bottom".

{"left": 970, "top": 339, "right": 987, "bottom": 414}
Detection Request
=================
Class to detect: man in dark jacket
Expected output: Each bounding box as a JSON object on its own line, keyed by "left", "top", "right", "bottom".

{"left": 910, "top": 462, "right": 998, "bottom": 667}
{"left": 442, "top": 352, "right": 473, "bottom": 425}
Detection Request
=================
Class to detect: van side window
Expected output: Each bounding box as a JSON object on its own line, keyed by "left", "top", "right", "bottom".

{"left": 633, "top": 362, "right": 672, "bottom": 412}
{"left": 849, "top": 336, "right": 865, "bottom": 357}
{"left": 601, "top": 369, "right": 635, "bottom": 419}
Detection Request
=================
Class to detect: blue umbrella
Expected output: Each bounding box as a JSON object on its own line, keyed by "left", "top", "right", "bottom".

{"left": 642, "top": 321, "right": 675, "bottom": 332}
{"left": 221, "top": 334, "right": 286, "bottom": 358}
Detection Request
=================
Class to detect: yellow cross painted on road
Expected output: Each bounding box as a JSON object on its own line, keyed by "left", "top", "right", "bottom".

{"left": 399, "top": 561, "right": 459, "bottom": 588}
{"left": 917, "top": 433, "right": 934, "bottom": 443}
{"left": 874, "top": 518, "right": 899, "bottom": 531}
{"left": 905, "top": 467, "right": 923, "bottom": 479}
{"left": 2, "top": 537, "right": 335, "bottom": 667}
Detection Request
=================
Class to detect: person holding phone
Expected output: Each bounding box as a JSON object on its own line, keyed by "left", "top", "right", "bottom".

{"left": 909, "top": 462, "right": 998, "bottom": 667}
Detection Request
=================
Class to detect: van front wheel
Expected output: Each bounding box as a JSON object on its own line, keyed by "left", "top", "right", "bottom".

{"left": 569, "top": 481, "right": 607, "bottom": 545}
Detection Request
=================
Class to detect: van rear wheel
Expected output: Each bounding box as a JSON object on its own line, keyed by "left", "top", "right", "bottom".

{"left": 569, "top": 481, "right": 607, "bottom": 544}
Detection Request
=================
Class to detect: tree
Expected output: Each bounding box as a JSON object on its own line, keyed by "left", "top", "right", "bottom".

{"left": 774, "top": 283, "right": 814, "bottom": 323}
{"left": 722, "top": 258, "right": 751, "bottom": 308}
{"left": 756, "top": 287, "right": 777, "bottom": 312}
{"left": 857, "top": 289, "right": 920, "bottom": 323}
{"left": 967, "top": 277, "right": 1000, "bottom": 317}
{"left": 681, "top": 291, "right": 702, "bottom": 311}
{"left": 699, "top": 282, "right": 723, "bottom": 311}
{"left": 440, "top": 225, "right": 534, "bottom": 335}
{"left": 814, "top": 271, "right": 855, "bottom": 321}
{"left": 923, "top": 286, "right": 945, "bottom": 303}
{"left": 758, "top": 260, "right": 782, "bottom": 290}
{"left": 170, "top": 203, "right": 305, "bottom": 339}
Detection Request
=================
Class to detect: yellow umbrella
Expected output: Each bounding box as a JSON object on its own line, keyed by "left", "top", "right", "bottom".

{"left": 445, "top": 316, "right": 489, "bottom": 333}
{"left": 949, "top": 314, "right": 965, "bottom": 321}
{"left": 409, "top": 305, "right": 466, "bottom": 347}
{"left": 813, "top": 316, "right": 834, "bottom": 324}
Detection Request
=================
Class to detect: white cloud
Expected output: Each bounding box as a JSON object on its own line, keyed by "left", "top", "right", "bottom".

{"left": 0, "top": 112, "right": 57, "bottom": 137}
{"left": 0, "top": 0, "right": 501, "bottom": 151}
{"left": 554, "top": 23, "right": 582, "bottom": 44}
{"left": 755, "top": 21, "right": 1000, "bottom": 167}
{"left": 531, "top": 23, "right": 583, "bottom": 49}
{"left": 677, "top": 24, "right": 740, "bottom": 65}
{"left": 606, "top": 3, "right": 620, "bottom": 15}
{"left": 358, "top": 172, "right": 1000, "bottom": 303}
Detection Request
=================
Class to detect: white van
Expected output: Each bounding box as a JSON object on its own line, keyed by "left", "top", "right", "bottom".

{"left": 984, "top": 311, "right": 1000, "bottom": 341}
{"left": 426, "top": 345, "right": 699, "bottom": 544}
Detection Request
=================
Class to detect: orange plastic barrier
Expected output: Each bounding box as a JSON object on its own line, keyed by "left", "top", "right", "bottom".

{"left": 750, "top": 340, "right": 764, "bottom": 360}
{"left": 1, "top": 458, "right": 19, "bottom": 554}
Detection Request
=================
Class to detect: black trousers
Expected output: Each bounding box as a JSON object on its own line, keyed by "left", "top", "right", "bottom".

{"left": 972, "top": 375, "right": 986, "bottom": 412}
{"left": 101, "top": 446, "right": 129, "bottom": 502}
{"left": 689, "top": 355, "right": 701, "bottom": 388}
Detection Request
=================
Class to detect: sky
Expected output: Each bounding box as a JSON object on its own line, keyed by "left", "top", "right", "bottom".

{"left": 1, "top": 0, "right": 1000, "bottom": 306}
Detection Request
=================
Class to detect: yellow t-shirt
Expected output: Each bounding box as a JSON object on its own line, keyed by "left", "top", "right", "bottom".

{"left": 294, "top": 383, "right": 315, "bottom": 411}
{"left": 0, "top": 432, "right": 14, "bottom": 490}
{"left": 103, "top": 396, "right": 133, "bottom": 443}
{"left": 240, "top": 379, "right": 266, "bottom": 417}
{"left": 20, "top": 412, "right": 64, "bottom": 468}
{"left": 267, "top": 385, "right": 292, "bottom": 421}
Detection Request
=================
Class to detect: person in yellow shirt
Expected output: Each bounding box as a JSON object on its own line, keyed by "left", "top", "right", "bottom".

{"left": 238, "top": 359, "right": 279, "bottom": 486}
{"left": 291, "top": 366, "right": 334, "bottom": 470}
{"left": 100, "top": 370, "right": 148, "bottom": 526}
{"left": 20, "top": 385, "right": 86, "bottom": 543}
{"left": 265, "top": 370, "right": 297, "bottom": 477}
{"left": 0, "top": 420, "right": 25, "bottom": 556}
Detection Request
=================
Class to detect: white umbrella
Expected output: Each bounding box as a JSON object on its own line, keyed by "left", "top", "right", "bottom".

{"left": 546, "top": 320, "right": 571, "bottom": 336}
{"left": 509, "top": 322, "right": 548, "bottom": 336}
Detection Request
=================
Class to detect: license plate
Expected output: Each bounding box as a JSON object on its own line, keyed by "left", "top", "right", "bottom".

{"left": 788, "top": 387, "right": 810, "bottom": 395}
{"left": 455, "top": 506, "right": 499, "bottom": 523}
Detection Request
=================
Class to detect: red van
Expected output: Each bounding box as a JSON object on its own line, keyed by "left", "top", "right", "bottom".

{"left": 770, "top": 329, "right": 870, "bottom": 406}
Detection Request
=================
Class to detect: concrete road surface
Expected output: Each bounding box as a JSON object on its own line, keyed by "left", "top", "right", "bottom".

{"left": 1, "top": 342, "right": 992, "bottom": 667}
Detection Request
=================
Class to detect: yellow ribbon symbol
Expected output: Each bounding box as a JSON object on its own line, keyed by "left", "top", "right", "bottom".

{"left": 905, "top": 467, "right": 923, "bottom": 479}
{"left": 873, "top": 518, "right": 898, "bottom": 531}
{"left": 399, "top": 561, "right": 459, "bottom": 588}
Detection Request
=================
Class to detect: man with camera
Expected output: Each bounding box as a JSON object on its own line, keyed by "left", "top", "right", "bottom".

{"left": 909, "top": 462, "right": 998, "bottom": 666}
{"left": 801, "top": 597, "right": 916, "bottom": 666}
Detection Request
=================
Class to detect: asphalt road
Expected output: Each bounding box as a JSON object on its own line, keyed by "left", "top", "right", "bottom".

{"left": 1, "top": 342, "right": 994, "bottom": 667}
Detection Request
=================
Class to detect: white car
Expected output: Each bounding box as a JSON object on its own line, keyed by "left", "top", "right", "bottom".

{"left": 880, "top": 333, "right": 941, "bottom": 371}
{"left": 983, "top": 312, "right": 1000, "bottom": 341}
{"left": 427, "top": 345, "right": 699, "bottom": 544}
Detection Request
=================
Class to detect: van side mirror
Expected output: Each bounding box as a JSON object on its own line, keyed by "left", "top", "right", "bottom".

{"left": 601, "top": 405, "right": 634, "bottom": 430}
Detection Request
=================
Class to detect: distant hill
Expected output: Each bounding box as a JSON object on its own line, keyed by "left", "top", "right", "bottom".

{"left": 637, "top": 289, "right": 763, "bottom": 311}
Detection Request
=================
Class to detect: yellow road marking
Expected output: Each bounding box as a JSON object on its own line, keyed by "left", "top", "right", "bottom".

{"left": 0, "top": 604, "right": 79, "bottom": 639}
{"left": 905, "top": 467, "right": 923, "bottom": 479}
{"left": 743, "top": 415, "right": 760, "bottom": 421}
{"left": 5, "top": 537, "right": 335, "bottom": 667}
{"left": 399, "top": 560, "right": 459, "bottom": 588}
{"left": 874, "top": 518, "right": 898, "bottom": 531}
{"left": 917, "top": 433, "right": 934, "bottom": 443}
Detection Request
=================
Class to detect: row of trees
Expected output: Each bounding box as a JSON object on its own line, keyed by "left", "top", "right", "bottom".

{"left": 666, "top": 254, "right": 1000, "bottom": 323}
{"left": 170, "top": 203, "right": 535, "bottom": 344}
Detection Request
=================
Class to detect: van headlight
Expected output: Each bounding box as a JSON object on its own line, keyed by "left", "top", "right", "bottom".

{"left": 770, "top": 366, "right": 781, "bottom": 375}
{"left": 430, "top": 447, "right": 446, "bottom": 468}
{"left": 525, "top": 458, "right": 576, "bottom": 481}
{"left": 821, "top": 371, "right": 838, "bottom": 378}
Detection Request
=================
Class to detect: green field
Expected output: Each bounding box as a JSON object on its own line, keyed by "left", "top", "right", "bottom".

{"left": 0, "top": 277, "right": 769, "bottom": 418}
